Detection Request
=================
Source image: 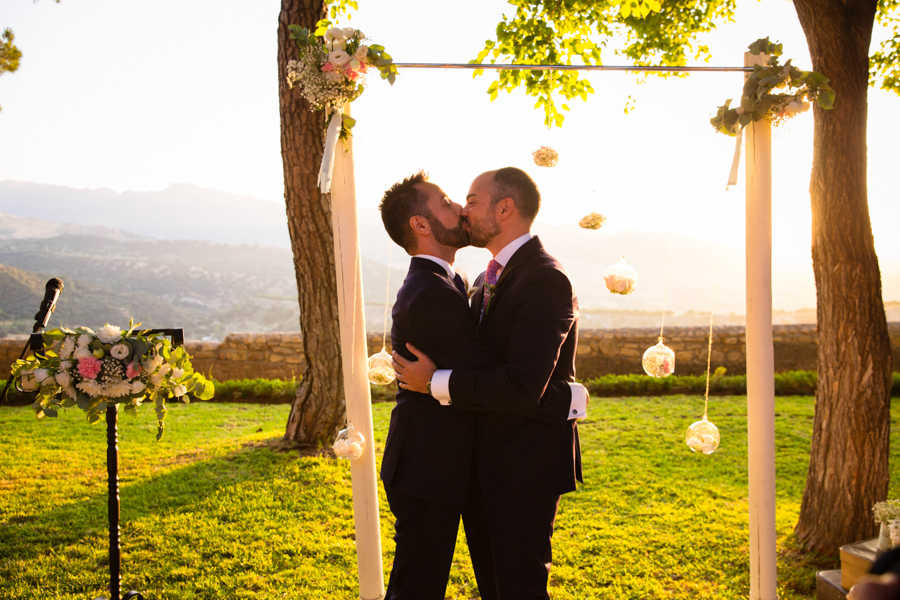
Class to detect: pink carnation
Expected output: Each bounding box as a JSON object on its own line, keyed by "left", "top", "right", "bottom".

{"left": 77, "top": 356, "right": 102, "bottom": 379}
{"left": 321, "top": 63, "right": 334, "bottom": 72}
{"left": 126, "top": 362, "right": 142, "bottom": 378}
{"left": 358, "top": 62, "right": 368, "bottom": 73}
{"left": 345, "top": 69, "right": 359, "bottom": 81}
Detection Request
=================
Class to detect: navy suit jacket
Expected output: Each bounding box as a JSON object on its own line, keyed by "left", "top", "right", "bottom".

{"left": 380, "top": 257, "right": 573, "bottom": 504}
{"left": 449, "top": 236, "right": 584, "bottom": 504}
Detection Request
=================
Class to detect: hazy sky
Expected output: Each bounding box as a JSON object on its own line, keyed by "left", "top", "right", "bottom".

{"left": 0, "top": 0, "right": 897, "bottom": 291}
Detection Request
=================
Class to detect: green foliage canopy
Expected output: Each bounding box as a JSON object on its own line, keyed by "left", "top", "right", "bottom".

{"left": 872, "top": 0, "right": 900, "bottom": 92}
{"left": 474, "top": 0, "right": 899, "bottom": 127}
{"left": 0, "top": 28, "right": 22, "bottom": 113}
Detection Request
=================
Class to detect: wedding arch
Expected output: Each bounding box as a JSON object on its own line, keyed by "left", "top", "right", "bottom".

{"left": 324, "top": 54, "right": 780, "bottom": 600}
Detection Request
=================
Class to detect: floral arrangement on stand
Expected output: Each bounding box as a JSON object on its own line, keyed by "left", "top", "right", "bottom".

{"left": 286, "top": 22, "right": 397, "bottom": 193}
{"left": 11, "top": 320, "right": 214, "bottom": 440}
{"left": 711, "top": 37, "right": 835, "bottom": 187}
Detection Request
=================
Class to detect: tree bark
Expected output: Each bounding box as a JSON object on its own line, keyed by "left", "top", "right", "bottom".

{"left": 278, "top": 0, "right": 346, "bottom": 445}
{"left": 793, "top": 0, "right": 893, "bottom": 555}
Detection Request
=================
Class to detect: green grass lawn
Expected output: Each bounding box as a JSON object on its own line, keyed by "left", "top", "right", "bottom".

{"left": 1, "top": 396, "right": 898, "bottom": 599}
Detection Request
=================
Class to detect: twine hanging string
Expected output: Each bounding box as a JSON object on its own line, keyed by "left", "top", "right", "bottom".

{"left": 658, "top": 234, "right": 673, "bottom": 342}
{"left": 703, "top": 256, "right": 718, "bottom": 420}
{"left": 380, "top": 244, "right": 393, "bottom": 352}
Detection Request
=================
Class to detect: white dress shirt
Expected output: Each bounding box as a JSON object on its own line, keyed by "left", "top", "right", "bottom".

{"left": 428, "top": 236, "right": 588, "bottom": 420}
{"left": 413, "top": 254, "right": 455, "bottom": 278}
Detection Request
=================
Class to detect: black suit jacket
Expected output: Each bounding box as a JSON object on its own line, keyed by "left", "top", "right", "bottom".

{"left": 448, "top": 236, "right": 584, "bottom": 504}
{"left": 380, "top": 257, "right": 573, "bottom": 504}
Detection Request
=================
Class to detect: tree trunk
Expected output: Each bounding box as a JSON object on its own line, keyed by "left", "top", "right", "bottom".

{"left": 793, "top": 0, "right": 893, "bottom": 555}
{"left": 278, "top": 0, "right": 346, "bottom": 445}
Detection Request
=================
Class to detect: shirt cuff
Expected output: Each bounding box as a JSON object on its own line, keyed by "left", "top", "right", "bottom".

{"left": 568, "top": 382, "right": 588, "bottom": 420}
{"left": 431, "top": 369, "right": 453, "bottom": 405}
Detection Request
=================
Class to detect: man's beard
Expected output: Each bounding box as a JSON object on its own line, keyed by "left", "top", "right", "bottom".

{"left": 463, "top": 210, "right": 501, "bottom": 248}
{"left": 427, "top": 213, "right": 470, "bottom": 248}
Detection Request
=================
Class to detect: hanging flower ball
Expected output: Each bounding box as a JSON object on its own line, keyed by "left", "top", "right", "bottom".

{"left": 333, "top": 423, "right": 366, "bottom": 460}
{"left": 532, "top": 145, "right": 559, "bottom": 168}
{"left": 685, "top": 417, "right": 720, "bottom": 455}
{"left": 367, "top": 348, "right": 396, "bottom": 385}
{"left": 603, "top": 257, "right": 638, "bottom": 295}
{"left": 579, "top": 212, "right": 606, "bottom": 230}
{"left": 642, "top": 338, "right": 675, "bottom": 378}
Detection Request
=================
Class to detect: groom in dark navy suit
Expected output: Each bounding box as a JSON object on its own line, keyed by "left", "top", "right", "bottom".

{"left": 393, "top": 167, "right": 583, "bottom": 600}
{"left": 378, "top": 171, "right": 585, "bottom": 600}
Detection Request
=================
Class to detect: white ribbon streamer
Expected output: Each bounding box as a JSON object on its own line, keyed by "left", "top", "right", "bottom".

{"left": 318, "top": 106, "right": 344, "bottom": 194}
{"left": 726, "top": 125, "right": 743, "bottom": 189}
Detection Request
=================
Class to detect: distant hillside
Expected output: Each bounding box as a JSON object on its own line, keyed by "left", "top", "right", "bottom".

{"left": 0, "top": 235, "right": 406, "bottom": 339}
{"left": 0, "top": 181, "right": 291, "bottom": 247}
{"left": 0, "top": 263, "right": 193, "bottom": 337}
{"left": 1, "top": 180, "right": 897, "bottom": 327}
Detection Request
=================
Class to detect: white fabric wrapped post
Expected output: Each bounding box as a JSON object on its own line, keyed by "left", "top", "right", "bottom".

{"left": 744, "top": 51, "right": 777, "bottom": 600}
{"left": 318, "top": 107, "right": 344, "bottom": 194}
{"left": 329, "top": 105, "right": 386, "bottom": 600}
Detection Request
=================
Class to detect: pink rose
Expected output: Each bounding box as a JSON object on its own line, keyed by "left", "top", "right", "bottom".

{"left": 126, "top": 362, "right": 142, "bottom": 379}
{"left": 345, "top": 69, "right": 359, "bottom": 81}
{"left": 321, "top": 62, "right": 334, "bottom": 72}
{"left": 77, "top": 356, "right": 102, "bottom": 380}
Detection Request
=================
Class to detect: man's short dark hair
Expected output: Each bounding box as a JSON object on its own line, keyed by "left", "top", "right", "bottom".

{"left": 379, "top": 171, "right": 429, "bottom": 253}
{"left": 491, "top": 167, "right": 541, "bottom": 223}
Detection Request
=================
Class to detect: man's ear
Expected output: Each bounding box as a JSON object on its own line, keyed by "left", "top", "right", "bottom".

{"left": 496, "top": 197, "right": 516, "bottom": 221}
{"left": 409, "top": 215, "right": 430, "bottom": 236}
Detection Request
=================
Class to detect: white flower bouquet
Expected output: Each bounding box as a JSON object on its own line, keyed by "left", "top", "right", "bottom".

{"left": 285, "top": 22, "right": 397, "bottom": 193}
{"left": 10, "top": 320, "right": 214, "bottom": 440}
{"left": 286, "top": 23, "right": 397, "bottom": 140}
{"left": 873, "top": 500, "right": 900, "bottom": 525}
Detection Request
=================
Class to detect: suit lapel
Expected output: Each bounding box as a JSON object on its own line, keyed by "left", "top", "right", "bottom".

{"left": 410, "top": 257, "right": 461, "bottom": 297}
{"left": 479, "top": 237, "right": 544, "bottom": 323}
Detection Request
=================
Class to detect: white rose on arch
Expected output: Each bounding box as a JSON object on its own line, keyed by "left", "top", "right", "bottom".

{"left": 354, "top": 45, "right": 369, "bottom": 62}
{"left": 328, "top": 50, "right": 352, "bottom": 66}
{"left": 342, "top": 27, "right": 357, "bottom": 39}
{"left": 325, "top": 38, "right": 347, "bottom": 51}
{"left": 326, "top": 27, "right": 344, "bottom": 42}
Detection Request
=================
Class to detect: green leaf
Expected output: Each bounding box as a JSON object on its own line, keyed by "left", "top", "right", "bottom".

{"left": 369, "top": 44, "right": 384, "bottom": 52}
{"left": 61, "top": 398, "right": 75, "bottom": 408}
{"left": 43, "top": 407, "right": 58, "bottom": 418}
{"left": 342, "top": 114, "right": 357, "bottom": 128}
{"left": 193, "top": 379, "right": 215, "bottom": 401}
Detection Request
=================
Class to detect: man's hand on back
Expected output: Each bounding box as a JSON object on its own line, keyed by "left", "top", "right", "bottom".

{"left": 392, "top": 343, "right": 438, "bottom": 394}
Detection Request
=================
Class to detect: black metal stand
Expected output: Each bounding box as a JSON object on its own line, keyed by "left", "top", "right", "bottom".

{"left": 96, "top": 397, "right": 144, "bottom": 600}
{"left": 95, "top": 328, "right": 182, "bottom": 600}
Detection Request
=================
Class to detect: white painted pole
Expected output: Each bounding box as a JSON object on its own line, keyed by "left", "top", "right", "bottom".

{"left": 744, "top": 51, "right": 777, "bottom": 600}
{"left": 330, "top": 107, "right": 386, "bottom": 600}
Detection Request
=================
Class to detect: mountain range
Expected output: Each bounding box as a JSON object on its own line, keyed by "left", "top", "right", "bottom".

{"left": 0, "top": 180, "right": 896, "bottom": 338}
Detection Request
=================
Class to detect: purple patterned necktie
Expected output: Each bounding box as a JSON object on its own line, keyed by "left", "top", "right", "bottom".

{"left": 480, "top": 259, "right": 502, "bottom": 322}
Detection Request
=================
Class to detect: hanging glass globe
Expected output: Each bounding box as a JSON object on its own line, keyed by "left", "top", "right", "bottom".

{"left": 642, "top": 338, "right": 675, "bottom": 378}
{"left": 367, "top": 348, "right": 395, "bottom": 385}
{"left": 532, "top": 145, "right": 559, "bottom": 167}
{"left": 604, "top": 257, "right": 638, "bottom": 295}
{"left": 685, "top": 417, "right": 720, "bottom": 455}
{"left": 333, "top": 423, "right": 366, "bottom": 461}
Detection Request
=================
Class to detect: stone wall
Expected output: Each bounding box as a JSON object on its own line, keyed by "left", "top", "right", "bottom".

{"left": 1, "top": 324, "right": 897, "bottom": 381}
